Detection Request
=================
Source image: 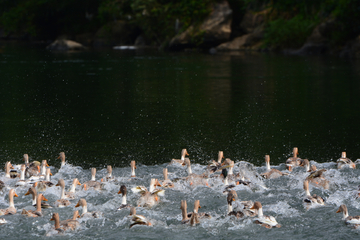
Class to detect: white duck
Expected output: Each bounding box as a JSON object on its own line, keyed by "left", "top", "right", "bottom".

{"left": 250, "top": 201, "right": 281, "bottom": 228}
{"left": 130, "top": 160, "right": 136, "bottom": 177}
{"left": 285, "top": 147, "right": 302, "bottom": 171}
{"left": 303, "top": 180, "right": 325, "bottom": 207}
{"left": 75, "top": 198, "right": 102, "bottom": 218}
{"left": 337, "top": 152, "right": 356, "bottom": 169}
{"left": 15, "top": 164, "right": 34, "bottom": 187}
{"left": 336, "top": 204, "right": 360, "bottom": 228}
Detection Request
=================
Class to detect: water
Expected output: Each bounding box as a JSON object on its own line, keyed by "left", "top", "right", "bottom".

{"left": 1, "top": 161, "right": 360, "bottom": 239}
{"left": 1, "top": 42, "right": 360, "bottom": 238}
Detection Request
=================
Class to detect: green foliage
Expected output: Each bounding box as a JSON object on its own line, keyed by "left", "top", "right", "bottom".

{"left": 98, "top": 0, "right": 214, "bottom": 45}
{"left": 263, "top": 15, "right": 318, "bottom": 49}
{"left": 0, "top": 0, "right": 102, "bottom": 39}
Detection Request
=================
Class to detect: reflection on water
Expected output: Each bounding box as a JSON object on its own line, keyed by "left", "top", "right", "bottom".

{"left": 1, "top": 44, "right": 360, "bottom": 168}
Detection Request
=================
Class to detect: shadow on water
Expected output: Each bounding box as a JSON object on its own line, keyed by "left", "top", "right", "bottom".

{"left": 1, "top": 42, "right": 360, "bottom": 168}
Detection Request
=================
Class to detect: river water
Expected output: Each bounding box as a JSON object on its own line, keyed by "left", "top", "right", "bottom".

{"left": 1, "top": 43, "right": 360, "bottom": 238}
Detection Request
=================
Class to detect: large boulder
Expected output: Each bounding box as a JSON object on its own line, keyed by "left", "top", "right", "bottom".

{"left": 216, "top": 25, "right": 264, "bottom": 51}
{"left": 169, "top": 1, "right": 232, "bottom": 50}
{"left": 93, "top": 20, "right": 140, "bottom": 47}
{"left": 46, "top": 39, "right": 86, "bottom": 51}
{"left": 289, "top": 19, "right": 336, "bottom": 55}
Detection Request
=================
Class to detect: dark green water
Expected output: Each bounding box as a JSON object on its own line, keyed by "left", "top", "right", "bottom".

{"left": 1, "top": 42, "right": 360, "bottom": 168}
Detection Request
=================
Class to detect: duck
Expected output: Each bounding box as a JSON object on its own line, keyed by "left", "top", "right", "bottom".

{"left": 159, "top": 168, "right": 174, "bottom": 188}
{"left": 54, "top": 179, "right": 71, "bottom": 208}
{"left": 0, "top": 189, "right": 18, "bottom": 215}
{"left": 65, "top": 178, "right": 81, "bottom": 199}
{"left": 221, "top": 168, "right": 236, "bottom": 194}
{"left": 180, "top": 200, "right": 191, "bottom": 224}
{"left": 250, "top": 201, "right": 281, "bottom": 228}
{"left": 182, "top": 199, "right": 211, "bottom": 222}
{"left": 4, "top": 161, "right": 13, "bottom": 178}
{"left": 129, "top": 207, "right": 152, "bottom": 228}
{"left": 24, "top": 187, "right": 52, "bottom": 208}
{"left": 21, "top": 193, "right": 47, "bottom": 217}
{"left": 336, "top": 204, "right": 360, "bottom": 228}
{"left": 50, "top": 212, "right": 79, "bottom": 232}
{"left": 15, "top": 164, "right": 34, "bottom": 187}
{"left": 303, "top": 161, "right": 329, "bottom": 189}
{"left": 337, "top": 152, "right": 356, "bottom": 169}
{"left": 40, "top": 160, "right": 49, "bottom": 176}
{"left": 132, "top": 178, "right": 165, "bottom": 207}
{"left": 83, "top": 168, "right": 103, "bottom": 190}
{"left": 261, "top": 155, "right": 288, "bottom": 179}
{"left": 23, "top": 153, "right": 39, "bottom": 168}
{"left": 75, "top": 198, "right": 102, "bottom": 218}
{"left": 206, "top": 151, "right": 224, "bottom": 173}
{"left": 25, "top": 155, "right": 41, "bottom": 178}
{"left": 285, "top": 147, "right": 302, "bottom": 171}
{"left": 0, "top": 218, "right": 7, "bottom": 225}
{"left": 170, "top": 148, "right": 189, "bottom": 165}
{"left": 105, "top": 165, "right": 115, "bottom": 181}
{"left": 227, "top": 190, "right": 244, "bottom": 218}
{"left": 117, "top": 185, "right": 131, "bottom": 210}
{"left": 227, "top": 190, "right": 256, "bottom": 217}
{"left": 60, "top": 210, "right": 80, "bottom": 225}
{"left": 303, "top": 180, "right": 325, "bottom": 206}
{"left": 130, "top": 160, "right": 136, "bottom": 178}
{"left": 183, "top": 159, "right": 209, "bottom": 187}
{"left": 58, "top": 152, "right": 66, "bottom": 167}
{"left": 35, "top": 168, "right": 55, "bottom": 192}
{"left": 187, "top": 200, "right": 211, "bottom": 226}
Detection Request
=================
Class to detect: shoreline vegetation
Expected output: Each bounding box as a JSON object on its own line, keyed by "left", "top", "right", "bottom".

{"left": 1, "top": 0, "right": 360, "bottom": 57}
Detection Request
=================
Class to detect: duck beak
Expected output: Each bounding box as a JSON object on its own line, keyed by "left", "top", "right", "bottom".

{"left": 83, "top": 184, "right": 87, "bottom": 191}
{"left": 287, "top": 166, "right": 292, "bottom": 171}
{"left": 77, "top": 181, "right": 81, "bottom": 185}
{"left": 25, "top": 190, "right": 30, "bottom": 196}
{"left": 336, "top": 209, "right": 341, "bottom": 213}
{"left": 118, "top": 190, "right": 122, "bottom": 194}
{"left": 50, "top": 172, "right": 53, "bottom": 176}
{"left": 14, "top": 193, "right": 18, "bottom": 197}
{"left": 50, "top": 217, "right": 54, "bottom": 221}
{"left": 75, "top": 203, "right": 80, "bottom": 207}
{"left": 46, "top": 163, "right": 49, "bottom": 167}
{"left": 43, "top": 196, "right": 48, "bottom": 201}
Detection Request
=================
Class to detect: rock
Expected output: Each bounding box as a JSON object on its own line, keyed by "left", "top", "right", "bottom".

{"left": 216, "top": 25, "right": 264, "bottom": 51}
{"left": 93, "top": 20, "right": 140, "bottom": 47}
{"left": 169, "top": 1, "right": 232, "bottom": 50}
{"left": 339, "top": 35, "right": 360, "bottom": 58}
{"left": 289, "top": 19, "right": 335, "bottom": 55}
{"left": 240, "top": 10, "right": 266, "bottom": 34}
{"left": 46, "top": 39, "right": 86, "bottom": 51}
